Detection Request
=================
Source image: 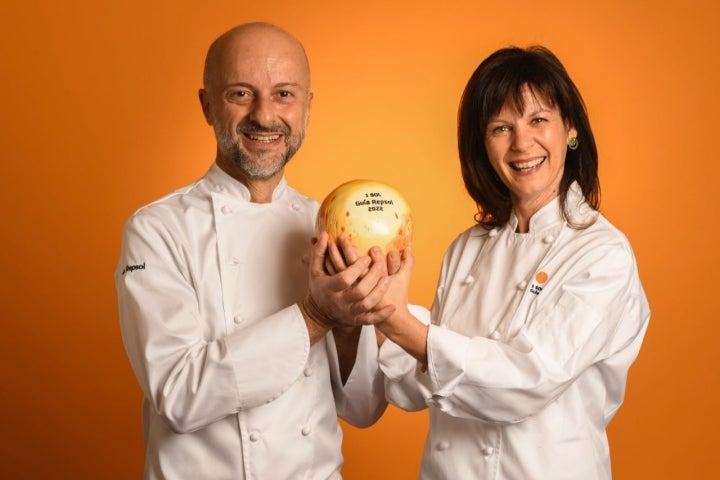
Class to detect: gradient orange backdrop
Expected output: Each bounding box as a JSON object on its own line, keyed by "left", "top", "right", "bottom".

{"left": 1, "top": 1, "right": 718, "bottom": 478}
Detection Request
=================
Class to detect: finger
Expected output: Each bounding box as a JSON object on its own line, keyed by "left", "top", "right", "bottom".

{"left": 351, "top": 304, "right": 397, "bottom": 326}
{"left": 400, "top": 246, "right": 416, "bottom": 273}
{"left": 309, "top": 231, "right": 330, "bottom": 277}
{"left": 387, "top": 250, "right": 401, "bottom": 275}
{"left": 350, "top": 272, "right": 393, "bottom": 314}
{"left": 348, "top": 247, "right": 387, "bottom": 301}
{"left": 324, "top": 256, "right": 338, "bottom": 275}
{"left": 326, "top": 235, "right": 347, "bottom": 272}
{"left": 327, "top": 254, "right": 371, "bottom": 292}
{"left": 338, "top": 236, "right": 362, "bottom": 265}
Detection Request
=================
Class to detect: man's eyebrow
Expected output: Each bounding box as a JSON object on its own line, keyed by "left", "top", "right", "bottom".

{"left": 274, "top": 82, "right": 302, "bottom": 89}
{"left": 225, "top": 82, "right": 255, "bottom": 89}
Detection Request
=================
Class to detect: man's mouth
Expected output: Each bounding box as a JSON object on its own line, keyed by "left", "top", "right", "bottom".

{"left": 510, "top": 156, "right": 546, "bottom": 172}
{"left": 244, "top": 132, "right": 282, "bottom": 143}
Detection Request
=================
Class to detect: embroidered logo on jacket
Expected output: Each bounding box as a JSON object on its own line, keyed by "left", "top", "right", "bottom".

{"left": 530, "top": 271, "right": 548, "bottom": 295}
{"left": 122, "top": 262, "right": 146, "bottom": 275}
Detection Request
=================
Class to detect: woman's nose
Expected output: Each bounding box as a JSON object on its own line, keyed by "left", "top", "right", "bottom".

{"left": 510, "top": 126, "right": 533, "bottom": 151}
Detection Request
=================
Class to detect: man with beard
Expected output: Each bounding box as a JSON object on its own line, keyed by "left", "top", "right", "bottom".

{"left": 115, "top": 23, "right": 392, "bottom": 479}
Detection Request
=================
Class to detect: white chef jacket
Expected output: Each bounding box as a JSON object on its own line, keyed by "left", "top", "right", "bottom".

{"left": 116, "top": 164, "right": 387, "bottom": 480}
{"left": 380, "top": 184, "right": 650, "bottom": 480}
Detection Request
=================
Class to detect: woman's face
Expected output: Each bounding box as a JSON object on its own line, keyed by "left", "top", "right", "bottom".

{"left": 484, "top": 85, "right": 577, "bottom": 212}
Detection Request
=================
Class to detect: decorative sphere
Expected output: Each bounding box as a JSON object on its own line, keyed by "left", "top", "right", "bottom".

{"left": 315, "top": 179, "right": 413, "bottom": 255}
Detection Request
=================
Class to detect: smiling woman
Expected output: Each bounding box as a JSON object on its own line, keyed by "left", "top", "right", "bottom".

{"left": 372, "top": 45, "right": 650, "bottom": 480}
{"left": 484, "top": 86, "right": 577, "bottom": 231}
{"left": 459, "top": 46, "right": 599, "bottom": 233}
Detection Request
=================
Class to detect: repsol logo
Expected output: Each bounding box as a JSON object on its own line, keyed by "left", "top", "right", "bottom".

{"left": 122, "top": 262, "right": 146, "bottom": 275}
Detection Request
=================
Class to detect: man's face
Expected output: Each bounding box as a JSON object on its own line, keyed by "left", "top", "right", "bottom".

{"left": 201, "top": 30, "right": 312, "bottom": 180}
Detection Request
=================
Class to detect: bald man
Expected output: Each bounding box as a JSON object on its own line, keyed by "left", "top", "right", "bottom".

{"left": 116, "top": 23, "right": 390, "bottom": 479}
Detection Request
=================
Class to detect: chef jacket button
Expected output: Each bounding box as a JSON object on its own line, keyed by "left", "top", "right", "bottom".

{"left": 438, "top": 440, "right": 450, "bottom": 451}
{"left": 301, "top": 426, "right": 311, "bottom": 436}
{"left": 301, "top": 253, "right": 310, "bottom": 265}
{"left": 234, "top": 314, "right": 244, "bottom": 324}
{"left": 489, "top": 330, "right": 501, "bottom": 340}
{"left": 221, "top": 205, "right": 232, "bottom": 215}
{"left": 230, "top": 257, "right": 240, "bottom": 266}
{"left": 543, "top": 234, "right": 555, "bottom": 244}
{"left": 481, "top": 446, "right": 494, "bottom": 456}
{"left": 517, "top": 280, "right": 527, "bottom": 290}
{"left": 291, "top": 203, "right": 301, "bottom": 211}
{"left": 214, "top": 184, "right": 224, "bottom": 192}
{"left": 249, "top": 431, "right": 260, "bottom": 442}
{"left": 304, "top": 367, "right": 313, "bottom": 377}
{"left": 463, "top": 275, "right": 475, "bottom": 285}
{"left": 488, "top": 228, "right": 499, "bottom": 237}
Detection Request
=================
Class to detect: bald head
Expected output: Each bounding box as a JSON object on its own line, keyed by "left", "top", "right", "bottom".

{"left": 198, "top": 23, "right": 313, "bottom": 193}
{"left": 202, "top": 22, "right": 311, "bottom": 94}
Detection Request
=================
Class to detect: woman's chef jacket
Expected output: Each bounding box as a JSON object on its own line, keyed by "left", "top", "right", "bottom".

{"left": 116, "top": 164, "right": 387, "bottom": 480}
{"left": 380, "top": 184, "right": 649, "bottom": 480}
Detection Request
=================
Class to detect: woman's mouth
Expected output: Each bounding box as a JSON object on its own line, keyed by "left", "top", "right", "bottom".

{"left": 510, "top": 156, "right": 546, "bottom": 172}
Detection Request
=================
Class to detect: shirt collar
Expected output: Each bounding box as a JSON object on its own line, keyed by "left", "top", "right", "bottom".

{"left": 205, "top": 163, "right": 288, "bottom": 202}
{"left": 509, "top": 182, "right": 588, "bottom": 233}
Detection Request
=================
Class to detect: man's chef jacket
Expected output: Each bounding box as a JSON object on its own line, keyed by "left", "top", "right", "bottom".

{"left": 380, "top": 184, "right": 650, "bottom": 480}
{"left": 116, "top": 164, "right": 386, "bottom": 480}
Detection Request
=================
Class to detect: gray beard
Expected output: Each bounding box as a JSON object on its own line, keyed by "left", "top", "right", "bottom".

{"left": 229, "top": 141, "right": 297, "bottom": 180}
{"left": 220, "top": 124, "right": 305, "bottom": 180}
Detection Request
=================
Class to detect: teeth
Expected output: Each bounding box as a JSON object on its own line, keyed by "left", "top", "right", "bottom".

{"left": 247, "top": 134, "right": 280, "bottom": 143}
{"left": 512, "top": 157, "right": 545, "bottom": 171}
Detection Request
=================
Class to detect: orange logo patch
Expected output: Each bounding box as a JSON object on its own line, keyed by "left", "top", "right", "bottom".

{"left": 530, "top": 271, "right": 549, "bottom": 295}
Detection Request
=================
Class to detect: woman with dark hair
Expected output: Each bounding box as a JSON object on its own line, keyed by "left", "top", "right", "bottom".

{"left": 374, "top": 46, "right": 650, "bottom": 479}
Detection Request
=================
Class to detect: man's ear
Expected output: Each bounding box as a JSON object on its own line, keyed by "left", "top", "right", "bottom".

{"left": 198, "top": 88, "right": 213, "bottom": 125}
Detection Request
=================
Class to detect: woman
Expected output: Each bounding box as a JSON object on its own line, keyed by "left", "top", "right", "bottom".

{"left": 375, "top": 46, "right": 650, "bottom": 479}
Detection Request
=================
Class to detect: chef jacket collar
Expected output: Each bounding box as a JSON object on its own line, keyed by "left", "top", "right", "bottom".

{"left": 508, "top": 181, "right": 587, "bottom": 233}
{"left": 206, "top": 163, "right": 288, "bottom": 202}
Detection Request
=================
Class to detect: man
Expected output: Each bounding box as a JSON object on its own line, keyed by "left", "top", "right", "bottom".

{"left": 115, "top": 22, "right": 391, "bottom": 479}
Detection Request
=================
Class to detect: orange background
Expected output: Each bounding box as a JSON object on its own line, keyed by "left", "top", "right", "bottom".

{"left": 1, "top": 1, "right": 718, "bottom": 478}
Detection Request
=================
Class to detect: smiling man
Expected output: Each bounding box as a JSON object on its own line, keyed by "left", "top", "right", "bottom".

{"left": 115, "top": 23, "right": 392, "bottom": 480}
{"left": 199, "top": 23, "right": 312, "bottom": 196}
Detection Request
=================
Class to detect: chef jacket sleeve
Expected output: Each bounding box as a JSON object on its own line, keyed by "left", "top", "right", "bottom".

{"left": 116, "top": 212, "right": 310, "bottom": 434}
{"left": 327, "top": 326, "right": 388, "bottom": 427}
{"left": 417, "top": 241, "right": 650, "bottom": 424}
{"left": 379, "top": 304, "right": 433, "bottom": 411}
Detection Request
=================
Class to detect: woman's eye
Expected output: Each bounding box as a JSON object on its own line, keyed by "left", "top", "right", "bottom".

{"left": 490, "top": 126, "right": 509, "bottom": 135}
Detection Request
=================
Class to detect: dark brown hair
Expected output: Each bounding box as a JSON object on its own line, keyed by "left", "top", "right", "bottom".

{"left": 458, "top": 46, "right": 599, "bottom": 228}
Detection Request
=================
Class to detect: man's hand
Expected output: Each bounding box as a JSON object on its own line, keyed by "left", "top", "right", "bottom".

{"left": 300, "top": 233, "right": 396, "bottom": 338}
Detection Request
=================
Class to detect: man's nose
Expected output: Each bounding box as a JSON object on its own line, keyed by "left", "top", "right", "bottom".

{"left": 248, "top": 96, "right": 274, "bottom": 126}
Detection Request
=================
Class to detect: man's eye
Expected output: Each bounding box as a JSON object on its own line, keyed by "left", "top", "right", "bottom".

{"left": 228, "top": 90, "right": 252, "bottom": 104}
{"left": 278, "top": 91, "right": 291, "bottom": 97}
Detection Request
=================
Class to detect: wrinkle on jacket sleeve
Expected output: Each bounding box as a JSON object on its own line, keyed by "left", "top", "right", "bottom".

{"left": 329, "top": 325, "right": 388, "bottom": 427}
{"left": 379, "top": 304, "right": 432, "bottom": 412}
{"left": 116, "top": 212, "right": 309, "bottom": 434}
{"left": 418, "top": 246, "right": 650, "bottom": 424}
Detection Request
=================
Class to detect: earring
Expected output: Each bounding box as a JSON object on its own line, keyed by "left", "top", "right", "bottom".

{"left": 567, "top": 137, "right": 579, "bottom": 150}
